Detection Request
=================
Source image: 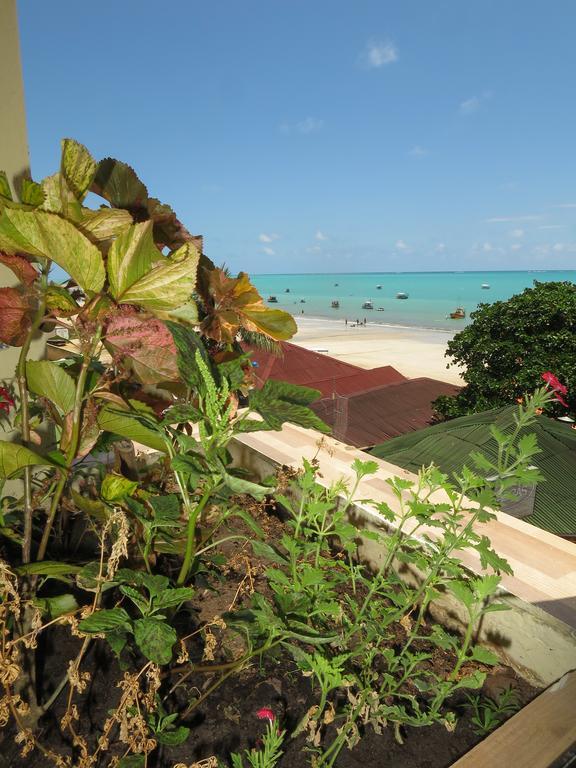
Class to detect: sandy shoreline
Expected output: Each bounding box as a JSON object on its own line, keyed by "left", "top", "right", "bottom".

{"left": 292, "top": 317, "right": 465, "bottom": 385}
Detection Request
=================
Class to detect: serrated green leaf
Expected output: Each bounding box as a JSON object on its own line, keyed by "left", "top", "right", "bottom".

{"left": 469, "top": 646, "right": 500, "bottom": 666}
{"left": 0, "top": 171, "right": 12, "bottom": 200}
{"left": 97, "top": 407, "right": 167, "bottom": 453}
{"left": 34, "top": 593, "right": 78, "bottom": 619}
{"left": 223, "top": 471, "right": 269, "bottom": 500}
{"left": 133, "top": 618, "right": 176, "bottom": 664}
{"left": 155, "top": 725, "right": 190, "bottom": 746}
{"left": 0, "top": 441, "right": 56, "bottom": 478}
{"left": 161, "top": 404, "right": 202, "bottom": 425}
{"left": 78, "top": 207, "right": 132, "bottom": 243}
{"left": 117, "top": 241, "right": 199, "bottom": 312}
{"left": 100, "top": 473, "right": 138, "bottom": 502}
{"left": 79, "top": 607, "right": 132, "bottom": 634}
{"left": 448, "top": 580, "right": 474, "bottom": 609}
{"left": 91, "top": 158, "right": 149, "bottom": 210}
{"left": 249, "top": 379, "right": 330, "bottom": 433}
{"left": 166, "top": 321, "right": 211, "bottom": 389}
{"left": 148, "top": 494, "right": 180, "bottom": 521}
{"left": 107, "top": 221, "right": 158, "bottom": 301}
{"left": 71, "top": 489, "right": 108, "bottom": 520}
{"left": 76, "top": 561, "right": 117, "bottom": 593}
{"left": 119, "top": 584, "right": 149, "bottom": 614}
{"left": 454, "top": 670, "right": 486, "bottom": 690}
{"left": 45, "top": 284, "right": 79, "bottom": 316}
{"left": 153, "top": 587, "right": 194, "bottom": 611}
{"left": 20, "top": 179, "right": 45, "bottom": 207}
{"left": 0, "top": 208, "right": 105, "bottom": 292}
{"left": 26, "top": 360, "right": 76, "bottom": 414}
{"left": 61, "top": 139, "right": 97, "bottom": 201}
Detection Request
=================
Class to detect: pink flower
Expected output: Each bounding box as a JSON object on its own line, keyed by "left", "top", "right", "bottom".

{"left": 256, "top": 707, "right": 275, "bottom": 724}
{"left": 541, "top": 372, "right": 569, "bottom": 407}
{"left": 0, "top": 387, "right": 15, "bottom": 414}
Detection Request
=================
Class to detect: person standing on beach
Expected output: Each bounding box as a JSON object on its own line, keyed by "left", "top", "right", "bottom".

{"left": 345, "top": 318, "right": 347, "bottom": 325}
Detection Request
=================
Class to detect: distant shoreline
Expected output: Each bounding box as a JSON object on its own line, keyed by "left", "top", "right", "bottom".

{"left": 293, "top": 314, "right": 458, "bottom": 335}
{"left": 292, "top": 316, "right": 464, "bottom": 385}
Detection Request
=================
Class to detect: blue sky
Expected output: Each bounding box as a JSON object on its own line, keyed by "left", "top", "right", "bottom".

{"left": 17, "top": 0, "right": 576, "bottom": 273}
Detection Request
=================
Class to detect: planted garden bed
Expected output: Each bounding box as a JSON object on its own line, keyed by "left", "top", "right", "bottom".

{"left": 0, "top": 139, "right": 558, "bottom": 768}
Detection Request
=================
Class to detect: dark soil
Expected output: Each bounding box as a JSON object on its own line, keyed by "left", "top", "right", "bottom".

{"left": 0, "top": 500, "right": 541, "bottom": 768}
{"left": 0, "top": 640, "right": 538, "bottom": 768}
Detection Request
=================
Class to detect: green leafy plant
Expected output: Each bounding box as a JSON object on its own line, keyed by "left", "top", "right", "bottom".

{"left": 228, "top": 718, "right": 285, "bottom": 768}
{"left": 433, "top": 280, "right": 576, "bottom": 419}
{"left": 0, "top": 138, "right": 323, "bottom": 766}
{"left": 465, "top": 686, "right": 520, "bottom": 735}
{"left": 229, "top": 390, "right": 550, "bottom": 766}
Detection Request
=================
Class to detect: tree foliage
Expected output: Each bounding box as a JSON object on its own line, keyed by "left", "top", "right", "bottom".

{"left": 434, "top": 281, "right": 576, "bottom": 419}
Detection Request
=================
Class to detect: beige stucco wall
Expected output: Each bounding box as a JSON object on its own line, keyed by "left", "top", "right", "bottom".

{"left": 0, "top": 0, "right": 48, "bottom": 384}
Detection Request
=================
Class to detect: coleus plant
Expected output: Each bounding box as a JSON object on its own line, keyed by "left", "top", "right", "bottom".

{"left": 0, "top": 138, "right": 307, "bottom": 564}
{"left": 0, "top": 140, "right": 328, "bottom": 752}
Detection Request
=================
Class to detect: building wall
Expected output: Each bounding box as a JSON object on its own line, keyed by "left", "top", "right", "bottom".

{"left": 0, "top": 0, "right": 48, "bottom": 383}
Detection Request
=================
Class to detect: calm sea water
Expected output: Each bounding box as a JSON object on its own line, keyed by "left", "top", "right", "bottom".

{"left": 251, "top": 271, "right": 576, "bottom": 331}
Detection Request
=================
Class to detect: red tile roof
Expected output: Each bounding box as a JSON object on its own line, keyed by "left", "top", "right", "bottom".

{"left": 312, "top": 378, "right": 461, "bottom": 448}
{"left": 248, "top": 342, "right": 406, "bottom": 395}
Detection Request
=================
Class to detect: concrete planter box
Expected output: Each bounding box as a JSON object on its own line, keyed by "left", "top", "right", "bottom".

{"left": 228, "top": 423, "right": 576, "bottom": 767}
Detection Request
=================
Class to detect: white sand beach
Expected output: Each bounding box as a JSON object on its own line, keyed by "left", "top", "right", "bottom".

{"left": 292, "top": 317, "right": 465, "bottom": 385}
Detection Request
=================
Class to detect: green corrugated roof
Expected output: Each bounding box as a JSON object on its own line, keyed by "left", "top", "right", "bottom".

{"left": 370, "top": 406, "right": 576, "bottom": 536}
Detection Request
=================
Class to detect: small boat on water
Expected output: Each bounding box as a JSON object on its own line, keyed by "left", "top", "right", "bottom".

{"left": 334, "top": 283, "right": 339, "bottom": 287}
{"left": 481, "top": 283, "right": 490, "bottom": 289}
{"left": 377, "top": 307, "right": 385, "bottom": 311}
{"left": 300, "top": 299, "right": 306, "bottom": 303}
{"left": 396, "top": 292, "right": 409, "bottom": 300}
{"left": 268, "top": 296, "right": 278, "bottom": 303}
{"left": 376, "top": 284, "right": 382, "bottom": 290}
{"left": 450, "top": 307, "right": 466, "bottom": 319}
{"left": 331, "top": 300, "right": 340, "bottom": 308}
{"left": 362, "top": 300, "right": 374, "bottom": 310}
{"left": 285, "top": 288, "right": 290, "bottom": 293}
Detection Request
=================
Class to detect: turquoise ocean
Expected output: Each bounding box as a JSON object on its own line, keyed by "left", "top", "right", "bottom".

{"left": 251, "top": 271, "right": 576, "bottom": 331}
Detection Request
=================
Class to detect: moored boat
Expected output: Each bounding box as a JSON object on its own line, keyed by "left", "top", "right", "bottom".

{"left": 481, "top": 283, "right": 490, "bottom": 289}
{"left": 450, "top": 306, "right": 466, "bottom": 319}
{"left": 268, "top": 296, "right": 278, "bottom": 303}
{"left": 331, "top": 300, "right": 340, "bottom": 308}
{"left": 396, "top": 292, "right": 409, "bottom": 299}
{"left": 362, "top": 300, "right": 374, "bottom": 310}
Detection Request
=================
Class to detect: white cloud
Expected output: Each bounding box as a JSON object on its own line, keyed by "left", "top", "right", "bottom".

{"left": 408, "top": 145, "right": 428, "bottom": 157}
{"left": 485, "top": 215, "right": 540, "bottom": 223}
{"left": 510, "top": 243, "right": 522, "bottom": 251}
{"left": 359, "top": 39, "right": 398, "bottom": 69}
{"left": 482, "top": 242, "right": 493, "bottom": 252}
{"left": 459, "top": 90, "right": 493, "bottom": 115}
{"left": 553, "top": 242, "right": 566, "bottom": 252}
{"left": 258, "top": 233, "right": 280, "bottom": 243}
{"left": 509, "top": 228, "right": 524, "bottom": 238}
{"left": 261, "top": 246, "right": 276, "bottom": 256}
{"left": 315, "top": 230, "right": 328, "bottom": 241}
{"left": 538, "top": 224, "right": 566, "bottom": 229}
{"left": 553, "top": 203, "right": 576, "bottom": 208}
{"left": 395, "top": 239, "right": 409, "bottom": 251}
{"left": 306, "top": 245, "right": 322, "bottom": 253}
{"left": 435, "top": 242, "right": 446, "bottom": 252}
{"left": 281, "top": 117, "right": 324, "bottom": 135}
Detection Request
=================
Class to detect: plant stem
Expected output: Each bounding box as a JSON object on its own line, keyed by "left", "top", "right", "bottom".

{"left": 17, "top": 268, "right": 49, "bottom": 564}
{"left": 177, "top": 482, "right": 214, "bottom": 585}
{"left": 36, "top": 324, "right": 102, "bottom": 561}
